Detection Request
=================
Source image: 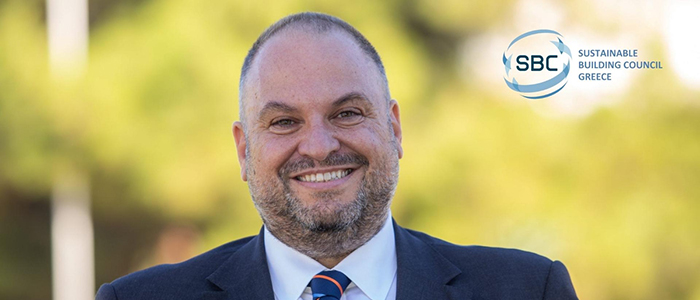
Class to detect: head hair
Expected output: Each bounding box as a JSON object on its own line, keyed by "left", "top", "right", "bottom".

{"left": 238, "top": 12, "right": 390, "bottom": 125}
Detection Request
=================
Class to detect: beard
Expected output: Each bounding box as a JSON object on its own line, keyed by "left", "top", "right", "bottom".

{"left": 246, "top": 147, "right": 399, "bottom": 260}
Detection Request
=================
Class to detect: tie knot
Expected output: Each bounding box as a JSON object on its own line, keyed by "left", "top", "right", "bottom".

{"left": 309, "top": 270, "right": 351, "bottom": 300}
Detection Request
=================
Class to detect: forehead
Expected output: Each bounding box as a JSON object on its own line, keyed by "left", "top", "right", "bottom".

{"left": 244, "top": 28, "right": 384, "bottom": 117}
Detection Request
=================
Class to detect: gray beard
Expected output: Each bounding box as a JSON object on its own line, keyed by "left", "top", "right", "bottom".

{"left": 247, "top": 150, "right": 398, "bottom": 259}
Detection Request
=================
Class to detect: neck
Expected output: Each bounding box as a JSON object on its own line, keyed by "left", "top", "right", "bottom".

{"left": 266, "top": 210, "right": 390, "bottom": 263}
{"left": 316, "top": 254, "right": 350, "bottom": 269}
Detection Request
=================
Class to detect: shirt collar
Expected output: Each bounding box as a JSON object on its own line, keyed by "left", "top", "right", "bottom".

{"left": 264, "top": 212, "right": 397, "bottom": 300}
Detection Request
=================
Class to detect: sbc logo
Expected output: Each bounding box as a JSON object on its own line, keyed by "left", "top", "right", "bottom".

{"left": 503, "top": 29, "right": 571, "bottom": 99}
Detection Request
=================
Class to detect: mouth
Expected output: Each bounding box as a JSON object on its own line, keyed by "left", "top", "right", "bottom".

{"left": 294, "top": 168, "right": 356, "bottom": 183}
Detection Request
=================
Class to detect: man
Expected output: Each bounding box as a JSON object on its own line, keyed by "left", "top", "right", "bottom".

{"left": 97, "top": 12, "right": 578, "bottom": 300}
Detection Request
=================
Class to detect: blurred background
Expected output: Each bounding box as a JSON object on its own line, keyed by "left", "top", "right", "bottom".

{"left": 1, "top": 0, "right": 699, "bottom": 299}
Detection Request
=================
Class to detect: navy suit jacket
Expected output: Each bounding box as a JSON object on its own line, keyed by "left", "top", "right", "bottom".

{"left": 97, "top": 220, "right": 578, "bottom": 299}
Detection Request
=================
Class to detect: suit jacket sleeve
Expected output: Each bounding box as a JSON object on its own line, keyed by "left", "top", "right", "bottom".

{"left": 96, "top": 283, "right": 118, "bottom": 300}
{"left": 542, "top": 260, "right": 578, "bottom": 300}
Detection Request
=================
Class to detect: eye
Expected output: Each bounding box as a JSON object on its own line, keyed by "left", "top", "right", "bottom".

{"left": 333, "top": 109, "right": 363, "bottom": 126}
{"left": 337, "top": 111, "right": 359, "bottom": 118}
{"left": 272, "top": 119, "right": 296, "bottom": 127}
{"left": 269, "top": 118, "right": 300, "bottom": 134}
{"left": 338, "top": 110, "right": 360, "bottom": 118}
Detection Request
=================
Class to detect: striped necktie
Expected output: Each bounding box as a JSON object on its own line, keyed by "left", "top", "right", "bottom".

{"left": 309, "top": 270, "right": 351, "bottom": 300}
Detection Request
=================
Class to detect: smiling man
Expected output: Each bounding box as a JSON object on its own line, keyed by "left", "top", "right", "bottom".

{"left": 97, "top": 12, "right": 578, "bottom": 300}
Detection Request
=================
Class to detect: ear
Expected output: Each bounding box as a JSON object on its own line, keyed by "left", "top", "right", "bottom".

{"left": 232, "top": 121, "right": 248, "bottom": 181}
{"left": 389, "top": 99, "right": 403, "bottom": 159}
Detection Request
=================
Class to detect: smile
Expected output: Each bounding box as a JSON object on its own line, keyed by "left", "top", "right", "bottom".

{"left": 295, "top": 169, "right": 354, "bottom": 183}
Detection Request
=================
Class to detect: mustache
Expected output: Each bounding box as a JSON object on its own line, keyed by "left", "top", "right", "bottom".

{"left": 279, "top": 152, "right": 369, "bottom": 178}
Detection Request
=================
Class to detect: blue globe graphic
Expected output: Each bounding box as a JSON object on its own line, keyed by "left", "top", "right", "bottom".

{"left": 503, "top": 29, "right": 572, "bottom": 99}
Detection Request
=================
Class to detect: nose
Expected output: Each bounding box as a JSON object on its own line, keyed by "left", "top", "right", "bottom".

{"left": 297, "top": 120, "right": 340, "bottom": 162}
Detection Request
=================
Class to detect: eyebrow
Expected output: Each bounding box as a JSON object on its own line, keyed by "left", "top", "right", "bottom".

{"left": 331, "top": 92, "right": 373, "bottom": 109}
{"left": 257, "top": 101, "right": 299, "bottom": 120}
{"left": 257, "top": 92, "right": 374, "bottom": 120}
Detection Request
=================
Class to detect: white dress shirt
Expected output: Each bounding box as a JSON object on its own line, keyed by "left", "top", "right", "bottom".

{"left": 264, "top": 212, "right": 397, "bottom": 300}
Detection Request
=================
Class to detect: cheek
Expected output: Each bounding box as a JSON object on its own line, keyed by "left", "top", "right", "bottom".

{"left": 340, "top": 125, "right": 392, "bottom": 159}
{"left": 249, "top": 135, "right": 298, "bottom": 173}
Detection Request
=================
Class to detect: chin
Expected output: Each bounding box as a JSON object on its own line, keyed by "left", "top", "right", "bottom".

{"left": 299, "top": 188, "right": 357, "bottom": 207}
{"left": 293, "top": 195, "right": 364, "bottom": 232}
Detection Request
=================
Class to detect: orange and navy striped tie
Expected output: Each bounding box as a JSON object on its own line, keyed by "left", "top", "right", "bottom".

{"left": 309, "top": 270, "right": 351, "bottom": 300}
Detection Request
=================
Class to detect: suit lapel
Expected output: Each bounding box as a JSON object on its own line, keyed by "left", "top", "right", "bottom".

{"left": 206, "top": 228, "right": 275, "bottom": 300}
{"left": 393, "top": 220, "right": 470, "bottom": 300}
{"left": 202, "top": 221, "right": 468, "bottom": 300}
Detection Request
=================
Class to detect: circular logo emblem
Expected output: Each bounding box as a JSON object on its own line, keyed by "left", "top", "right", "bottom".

{"left": 503, "top": 29, "right": 571, "bottom": 99}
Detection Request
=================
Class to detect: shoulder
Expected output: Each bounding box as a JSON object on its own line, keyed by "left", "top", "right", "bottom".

{"left": 115, "top": 236, "right": 252, "bottom": 284}
{"left": 404, "top": 227, "right": 553, "bottom": 270}
{"left": 402, "top": 227, "right": 578, "bottom": 299}
{"left": 97, "top": 235, "right": 255, "bottom": 300}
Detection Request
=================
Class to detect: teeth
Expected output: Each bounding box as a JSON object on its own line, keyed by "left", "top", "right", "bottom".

{"left": 296, "top": 169, "right": 352, "bottom": 182}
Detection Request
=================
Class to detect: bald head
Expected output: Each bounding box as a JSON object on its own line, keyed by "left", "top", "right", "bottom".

{"left": 231, "top": 14, "right": 403, "bottom": 264}
{"left": 238, "top": 12, "right": 390, "bottom": 126}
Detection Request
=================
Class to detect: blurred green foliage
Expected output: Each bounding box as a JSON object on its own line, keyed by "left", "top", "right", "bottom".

{"left": 1, "top": 0, "right": 699, "bottom": 299}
